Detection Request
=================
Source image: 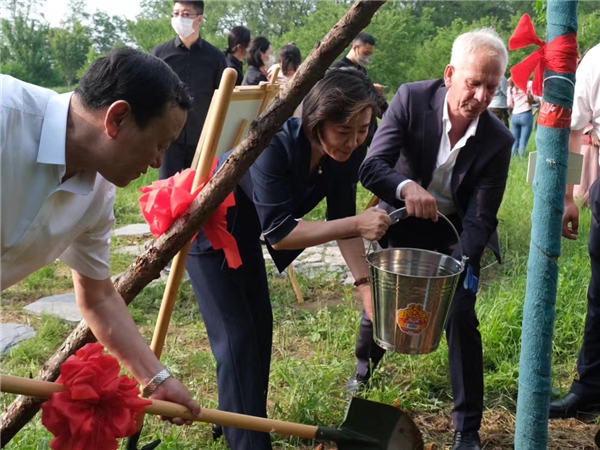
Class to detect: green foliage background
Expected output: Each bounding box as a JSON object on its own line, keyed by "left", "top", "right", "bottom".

{"left": 2, "top": 0, "right": 599, "bottom": 91}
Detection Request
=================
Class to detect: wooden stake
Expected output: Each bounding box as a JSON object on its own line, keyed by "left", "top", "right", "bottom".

{"left": 288, "top": 265, "right": 304, "bottom": 304}
{"left": 150, "top": 68, "right": 239, "bottom": 359}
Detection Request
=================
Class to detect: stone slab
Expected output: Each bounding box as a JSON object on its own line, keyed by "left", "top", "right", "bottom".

{"left": 114, "top": 245, "right": 146, "bottom": 255}
{"left": 113, "top": 224, "right": 151, "bottom": 237}
{"left": 1, "top": 324, "right": 36, "bottom": 355}
{"left": 24, "top": 293, "right": 82, "bottom": 323}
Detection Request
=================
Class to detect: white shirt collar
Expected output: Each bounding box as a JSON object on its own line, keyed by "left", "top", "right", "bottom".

{"left": 442, "top": 92, "right": 479, "bottom": 148}
{"left": 37, "top": 92, "right": 96, "bottom": 195}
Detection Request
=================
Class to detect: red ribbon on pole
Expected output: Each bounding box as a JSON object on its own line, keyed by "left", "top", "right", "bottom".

{"left": 40, "top": 344, "right": 152, "bottom": 450}
{"left": 139, "top": 159, "right": 242, "bottom": 269}
{"left": 509, "top": 14, "right": 578, "bottom": 97}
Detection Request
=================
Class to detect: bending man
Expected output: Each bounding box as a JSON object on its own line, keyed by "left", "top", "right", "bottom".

{"left": 1, "top": 48, "right": 200, "bottom": 423}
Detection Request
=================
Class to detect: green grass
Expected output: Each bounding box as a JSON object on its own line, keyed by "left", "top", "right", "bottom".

{"left": 1, "top": 135, "right": 598, "bottom": 448}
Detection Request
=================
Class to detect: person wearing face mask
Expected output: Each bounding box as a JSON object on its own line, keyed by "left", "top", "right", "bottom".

{"left": 333, "top": 32, "right": 375, "bottom": 74}
{"left": 1, "top": 48, "right": 201, "bottom": 427}
{"left": 348, "top": 29, "right": 514, "bottom": 450}
{"left": 152, "top": 1, "right": 227, "bottom": 181}
{"left": 333, "top": 32, "right": 386, "bottom": 134}
{"left": 185, "top": 68, "right": 391, "bottom": 449}
{"left": 242, "top": 36, "right": 274, "bottom": 86}
{"left": 224, "top": 26, "right": 251, "bottom": 86}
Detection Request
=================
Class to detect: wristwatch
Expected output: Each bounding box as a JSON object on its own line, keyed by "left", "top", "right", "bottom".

{"left": 353, "top": 277, "right": 369, "bottom": 288}
{"left": 142, "top": 369, "right": 171, "bottom": 397}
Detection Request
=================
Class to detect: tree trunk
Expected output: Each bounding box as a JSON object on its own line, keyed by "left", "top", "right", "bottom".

{"left": 514, "top": 2, "right": 578, "bottom": 448}
{"left": 0, "top": 1, "right": 386, "bottom": 445}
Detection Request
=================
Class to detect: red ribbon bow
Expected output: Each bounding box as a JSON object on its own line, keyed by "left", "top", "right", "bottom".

{"left": 40, "top": 344, "right": 152, "bottom": 450}
{"left": 509, "top": 14, "right": 578, "bottom": 97}
{"left": 139, "top": 159, "right": 242, "bottom": 269}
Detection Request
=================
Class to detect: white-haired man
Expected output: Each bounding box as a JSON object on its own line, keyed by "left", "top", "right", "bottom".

{"left": 347, "top": 29, "right": 514, "bottom": 450}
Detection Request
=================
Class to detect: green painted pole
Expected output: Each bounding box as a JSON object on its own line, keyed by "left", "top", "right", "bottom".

{"left": 515, "top": 2, "right": 578, "bottom": 448}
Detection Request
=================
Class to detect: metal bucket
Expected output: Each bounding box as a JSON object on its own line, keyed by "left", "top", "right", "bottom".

{"left": 366, "top": 208, "right": 467, "bottom": 355}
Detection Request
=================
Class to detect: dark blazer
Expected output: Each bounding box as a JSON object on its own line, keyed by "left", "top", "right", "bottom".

{"left": 360, "top": 79, "right": 514, "bottom": 273}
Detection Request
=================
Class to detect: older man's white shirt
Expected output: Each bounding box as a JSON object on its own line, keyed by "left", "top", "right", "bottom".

{"left": 1, "top": 75, "right": 116, "bottom": 290}
{"left": 395, "top": 93, "right": 479, "bottom": 215}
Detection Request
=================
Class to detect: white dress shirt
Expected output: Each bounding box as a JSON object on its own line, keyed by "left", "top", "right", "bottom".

{"left": 571, "top": 43, "right": 600, "bottom": 164}
{"left": 396, "top": 93, "right": 479, "bottom": 215}
{"left": 1, "top": 75, "right": 116, "bottom": 290}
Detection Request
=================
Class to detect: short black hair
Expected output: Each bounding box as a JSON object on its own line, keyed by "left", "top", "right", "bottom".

{"left": 247, "top": 36, "right": 271, "bottom": 69}
{"left": 225, "top": 26, "right": 251, "bottom": 54}
{"left": 75, "top": 47, "right": 193, "bottom": 128}
{"left": 278, "top": 44, "right": 301, "bottom": 77}
{"left": 354, "top": 32, "right": 376, "bottom": 46}
{"left": 302, "top": 68, "right": 381, "bottom": 149}
{"left": 173, "top": 1, "right": 204, "bottom": 15}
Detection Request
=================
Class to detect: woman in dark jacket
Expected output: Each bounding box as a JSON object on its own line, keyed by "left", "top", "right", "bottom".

{"left": 224, "top": 26, "right": 251, "bottom": 86}
{"left": 242, "top": 36, "right": 273, "bottom": 86}
{"left": 186, "top": 68, "right": 390, "bottom": 449}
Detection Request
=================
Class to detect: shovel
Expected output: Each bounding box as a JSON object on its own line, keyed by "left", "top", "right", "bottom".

{"left": 0, "top": 374, "right": 423, "bottom": 449}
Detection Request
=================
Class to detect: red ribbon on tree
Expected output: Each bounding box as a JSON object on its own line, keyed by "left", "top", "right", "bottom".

{"left": 40, "top": 344, "right": 151, "bottom": 450}
{"left": 139, "top": 159, "right": 242, "bottom": 269}
{"left": 509, "top": 14, "right": 578, "bottom": 97}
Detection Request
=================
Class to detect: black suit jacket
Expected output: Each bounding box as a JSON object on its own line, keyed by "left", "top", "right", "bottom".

{"left": 360, "top": 79, "right": 514, "bottom": 274}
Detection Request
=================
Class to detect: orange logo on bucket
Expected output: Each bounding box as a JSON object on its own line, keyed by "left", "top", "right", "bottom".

{"left": 397, "top": 304, "right": 430, "bottom": 335}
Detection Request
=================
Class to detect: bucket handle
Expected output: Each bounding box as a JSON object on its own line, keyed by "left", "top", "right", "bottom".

{"left": 367, "top": 207, "right": 467, "bottom": 267}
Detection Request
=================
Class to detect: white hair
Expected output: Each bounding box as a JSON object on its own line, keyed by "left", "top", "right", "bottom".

{"left": 450, "top": 28, "right": 508, "bottom": 72}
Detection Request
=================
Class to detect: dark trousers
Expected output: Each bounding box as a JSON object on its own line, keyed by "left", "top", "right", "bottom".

{"left": 187, "top": 240, "right": 273, "bottom": 450}
{"left": 572, "top": 179, "right": 600, "bottom": 396}
{"left": 353, "top": 215, "right": 484, "bottom": 432}
{"left": 159, "top": 141, "right": 197, "bottom": 180}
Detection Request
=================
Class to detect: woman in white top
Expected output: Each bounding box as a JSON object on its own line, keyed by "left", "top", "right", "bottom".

{"left": 268, "top": 43, "right": 301, "bottom": 85}
{"left": 508, "top": 78, "right": 537, "bottom": 158}
{"left": 268, "top": 44, "right": 303, "bottom": 117}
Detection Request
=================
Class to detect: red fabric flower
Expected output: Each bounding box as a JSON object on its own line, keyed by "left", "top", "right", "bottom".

{"left": 509, "top": 14, "right": 578, "bottom": 97}
{"left": 40, "top": 343, "right": 151, "bottom": 450}
{"left": 139, "top": 160, "right": 242, "bottom": 269}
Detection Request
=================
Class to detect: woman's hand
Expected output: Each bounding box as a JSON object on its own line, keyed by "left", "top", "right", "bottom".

{"left": 354, "top": 207, "right": 391, "bottom": 241}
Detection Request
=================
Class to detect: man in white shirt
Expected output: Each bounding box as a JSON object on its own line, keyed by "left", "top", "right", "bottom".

{"left": 551, "top": 43, "right": 600, "bottom": 419}
{"left": 1, "top": 48, "right": 200, "bottom": 424}
{"left": 349, "top": 29, "right": 515, "bottom": 450}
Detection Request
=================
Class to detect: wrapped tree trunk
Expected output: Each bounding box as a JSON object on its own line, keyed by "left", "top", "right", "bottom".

{"left": 515, "top": 2, "right": 578, "bottom": 448}
{"left": 0, "top": 0, "right": 387, "bottom": 445}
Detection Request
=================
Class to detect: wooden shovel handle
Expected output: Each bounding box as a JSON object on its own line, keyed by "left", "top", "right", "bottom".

{"left": 0, "top": 374, "right": 318, "bottom": 440}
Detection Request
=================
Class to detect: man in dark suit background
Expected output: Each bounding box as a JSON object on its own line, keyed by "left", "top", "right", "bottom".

{"left": 348, "top": 29, "right": 514, "bottom": 450}
{"left": 152, "top": 1, "right": 226, "bottom": 181}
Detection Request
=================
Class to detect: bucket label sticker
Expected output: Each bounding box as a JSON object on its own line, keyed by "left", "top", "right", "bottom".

{"left": 397, "top": 304, "right": 430, "bottom": 335}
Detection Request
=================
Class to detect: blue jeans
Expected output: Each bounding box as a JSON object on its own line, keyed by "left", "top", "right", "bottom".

{"left": 510, "top": 110, "right": 534, "bottom": 158}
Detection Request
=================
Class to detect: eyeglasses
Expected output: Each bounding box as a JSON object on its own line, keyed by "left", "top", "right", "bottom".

{"left": 171, "top": 12, "right": 202, "bottom": 18}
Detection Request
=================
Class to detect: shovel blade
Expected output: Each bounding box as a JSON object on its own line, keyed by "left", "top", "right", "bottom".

{"left": 337, "top": 397, "right": 423, "bottom": 450}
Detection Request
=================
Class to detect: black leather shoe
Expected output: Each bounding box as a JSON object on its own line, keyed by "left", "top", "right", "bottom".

{"left": 211, "top": 424, "right": 223, "bottom": 441}
{"left": 452, "top": 431, "right": 481, "bottom": 450}
{"left": 345, "top": 373, "right": 370, "bottom": 394}
{"left": 549, "top": 393, "right": 600, "bottom": 419}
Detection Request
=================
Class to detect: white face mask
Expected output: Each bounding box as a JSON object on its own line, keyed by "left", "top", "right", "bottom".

{"left": 171, "top": 16, "right": 195, "bottom": 39}
{"left": 356, "top": 54, "right": 371, "bottom": 67}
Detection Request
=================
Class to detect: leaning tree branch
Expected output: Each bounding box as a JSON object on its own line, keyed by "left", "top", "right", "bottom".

{"left": 0, "top": 0, "right": 387, "bottom": 445}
